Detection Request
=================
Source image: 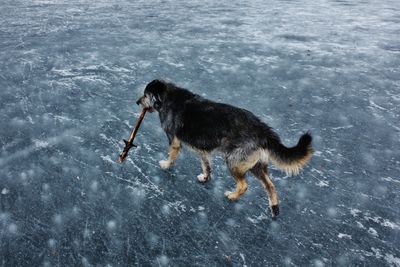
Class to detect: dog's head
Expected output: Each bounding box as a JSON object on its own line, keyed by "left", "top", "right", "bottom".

{"left": 136, "top": 79, "right": 167, "bottom": 112}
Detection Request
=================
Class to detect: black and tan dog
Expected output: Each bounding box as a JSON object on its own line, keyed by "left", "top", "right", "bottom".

{"left": 136, "top": 79, "right": 313, "bottom": 218}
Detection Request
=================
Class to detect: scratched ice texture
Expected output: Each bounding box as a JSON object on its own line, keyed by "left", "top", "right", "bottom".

{"left": 1, "top": 0, "right": 400, "bottom": 266}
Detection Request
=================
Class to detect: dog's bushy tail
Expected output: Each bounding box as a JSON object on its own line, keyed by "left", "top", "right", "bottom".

{"left": 266, "top": 132, "right": 313, "bottom": 176}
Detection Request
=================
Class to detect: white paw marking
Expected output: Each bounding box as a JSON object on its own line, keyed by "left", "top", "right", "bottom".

{"left": 197, "top": 174, "right": 208, "bottom": 182}
{"left": 224, "top": 191, "right": 237, "bottom": 200}
{"left": 159, "top": 160, "right": 171, "bottom": 169}
{"left": 224, "top": 191, "right": 232, "bottom": 197}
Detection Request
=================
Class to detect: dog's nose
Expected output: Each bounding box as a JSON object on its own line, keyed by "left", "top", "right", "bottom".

{"left": 136, "top": 98, "right": 141, "bottom": 105}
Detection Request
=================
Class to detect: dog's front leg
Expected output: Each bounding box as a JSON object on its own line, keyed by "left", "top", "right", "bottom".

{"left": 159, "top": 137, "right": 181, "bottom": 169}
{"left": 197, "top": 152, "right": 211, "bottom": 182}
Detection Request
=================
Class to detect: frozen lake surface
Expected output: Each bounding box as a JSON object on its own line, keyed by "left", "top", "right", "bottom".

{"left": 1, "top": 0, "right": 400, "bottom": 265}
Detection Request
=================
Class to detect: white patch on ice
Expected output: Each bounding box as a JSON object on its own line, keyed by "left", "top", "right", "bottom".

{"left": 53, "top": 214, "right": 62, "bottom": 225}
{"left": 166, "top": 201, "right": 187, "bottom": 213}
{"left": 364, "top": 213, "right": 400, "bottom": 231}
{"left": 1, "top": 130, "right": 78, "bottom": 167}
{"left": 356, "top": 221, "right": 365, "bottom": 229}
{"left": 125, "top": 160, "right": 164, "bottom": 197}
{"left": 240, "top": 253, "right": 247, "bottom": 267}
{"left": 20, "top": 172, "right": 27, "bottom": 181}
{"left": 350, "top": 208, "right": 362, "bottom": 217}
{"left": 310, "top": 168, "right": 325, "bottom": 177}
{"left": 283, "top": 256, "right": 293, "bottom": 265}
{"left": 198, "top": 206, "right": 205, "bottom": 211}
{"left": 350, "top": 207, "right": 400, "bottom": 231}
{"left": 100, "top": 155, "right": 115, "bottom": 164}
{"left": 331, "top": 125, "right": 354, "bottom": 131}
{"left": 146, "top": 232, "right": 159, "bottom": 247}
{"left": 90, "top": 181, "right": 98, "bottom": 192}
{"left": 164, "top": 60, "right": 185, "bottom": 68}
{"left": 8, "top": 223, "right": 17, "bottom": 234}
{"left": 107, "top": 220, "right": 116, "bottom": 231}
{"left": 33, "top": 139, "right": 49, "bottom": 148}
{"left": 327, "top": 207, "right": 337, "bottom": 217}
{"left": 363, "top": 153, "right": 376, "bottom": 166}
{"left": 381, "top": 177, "right": 400, "bottom": 184}
{"left": 42, "top": 183, "right": 50, "bottom": 191}
{"left": 162, "top": 205, "right": 170, "bottom": 215}
{"left": 311, "top": 95, "right": 328, "bottom": 103}
{"left": 368, "top": 227, "right": 378, "bottom": 237}
{"left": 27, "top": 115, "right": 34, "bottom": 124}
{"left": 381, "top": 219, "right": 400, "bottom": 231}
{"left": 1, "top": 188, "right": 9, "bottom": 195}
{"left": 313, "top": 151, "right": 322, "bottom": 157}
{"left": 72, "top": 206, "right": 80, "bottom": 215}
{"left": 316, "top": 180, "right": 329, "bottom": 187}
{"left": 157, "top": 255, "right": 169, "bottom": 266}
{"left": 0, "top": 213, "right": 9, "bottom": 221}
{"left": 369, "top": 99, "right": 389, "bottom": 111}
{"left": 71, "top": 135, "right": 84, "bottom": 142}
{"left": 113, "top": 171, "right": 163, "bottom": 198}
{"left": 99, "top": 133, "right": 116, "bottom": 145}
{"left": 51, "top": 68, "right": 75, "bottom": 76}
{"left": 247, "top": 213, "right": 269, "bottom": 224}
{"left": 198, "top": 211, "right": 207, "bottom": 219}
{"left": 384, "top": 253, "right": 400, "bottom": 267}
{"left": 338, "top": 233, "right": 352, "bottom": 239}
{"left": 225, "top": 218, "right": 236, "bottom": 227}
{"left": 72, "top": 76, "right": 111, "bottom": 85}
{"left": 48, "top": 239, "right": 56, "bottom": 247}
{"left": 314, "top": 259, "right": 325, "bottom": 267}
{"left": 81, "top": 257, "right": 89, "bottom": 266}
{"left": 54, "top": 115, "right": 73, "bottom": 122}
{"left": 247, "top": 217, "right": 257, "bottom": 224}
{"left": 312, "top": 243, "right": 323, "bottom": 248}
{"left": 365, "top": 248, "right": 400, "bottom": 267}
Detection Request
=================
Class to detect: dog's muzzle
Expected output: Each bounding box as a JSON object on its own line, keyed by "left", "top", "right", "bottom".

{"left": 136, "top": 96, "right": 155, "bottom": 112}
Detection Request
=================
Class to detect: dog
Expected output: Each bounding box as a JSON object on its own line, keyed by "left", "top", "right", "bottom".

{"left": 136, "top": 79, "right": 313, "bottom": 218}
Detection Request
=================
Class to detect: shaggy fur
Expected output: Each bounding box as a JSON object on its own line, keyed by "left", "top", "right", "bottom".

{"left": 137, "top": 79, "right": 313, "bottom": 217}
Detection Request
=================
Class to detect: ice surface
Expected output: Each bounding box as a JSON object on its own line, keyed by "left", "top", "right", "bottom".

{"left": 1, "top": 0, "right": 399, "bottom": 265}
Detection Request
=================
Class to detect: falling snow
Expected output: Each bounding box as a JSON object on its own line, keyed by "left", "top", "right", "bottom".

{"left": 1, "top": 0, "right": 399, "bottom": 266}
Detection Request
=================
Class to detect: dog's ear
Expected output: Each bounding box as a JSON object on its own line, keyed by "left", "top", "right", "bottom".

{"left": 145, "top": 79, "right": 167, "bottom": 109}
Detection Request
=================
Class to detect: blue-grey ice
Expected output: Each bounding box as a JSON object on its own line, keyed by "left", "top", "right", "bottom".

{"left": 1, "top": 0, "right": 399, "bottom": 266}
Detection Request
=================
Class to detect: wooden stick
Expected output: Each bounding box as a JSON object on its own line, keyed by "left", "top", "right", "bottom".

{"left": 118, "top": 108, "right": 147, "bottom": 163}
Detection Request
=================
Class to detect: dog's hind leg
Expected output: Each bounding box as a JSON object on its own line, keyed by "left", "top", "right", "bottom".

{"left": 224, "top": 149, "right": 262, "bottom": 201}
{"left": 197, "top": 152, "right": 211, "bottom": 182}
{"left": 250, "top": 162, "right": 279, "bottom": 218}
{"left": 159, "top": 137, "right": 181, "bottom": 169}
{"left": 224, "top": 165, "right": 248, "bottom": 201}
{"left": 224, "top": 160, "right": 253, "bottom": 201}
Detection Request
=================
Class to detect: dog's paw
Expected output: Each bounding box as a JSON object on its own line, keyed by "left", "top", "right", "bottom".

{"left": 271, "top": 205, "right": 279, "bottom": 219}
{"left": 197, "top": 174, "right": 209, "bottom": 183}
{"left": 224, "top": 191, "right": 239, "bottom": 201}
{"left": 159, "top": 160, "right": 171, "bottom": 170}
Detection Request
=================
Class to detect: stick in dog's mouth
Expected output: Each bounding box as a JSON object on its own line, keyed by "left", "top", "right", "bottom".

{"left": 118, "top": 108, "right": 148, "bottom": 163}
